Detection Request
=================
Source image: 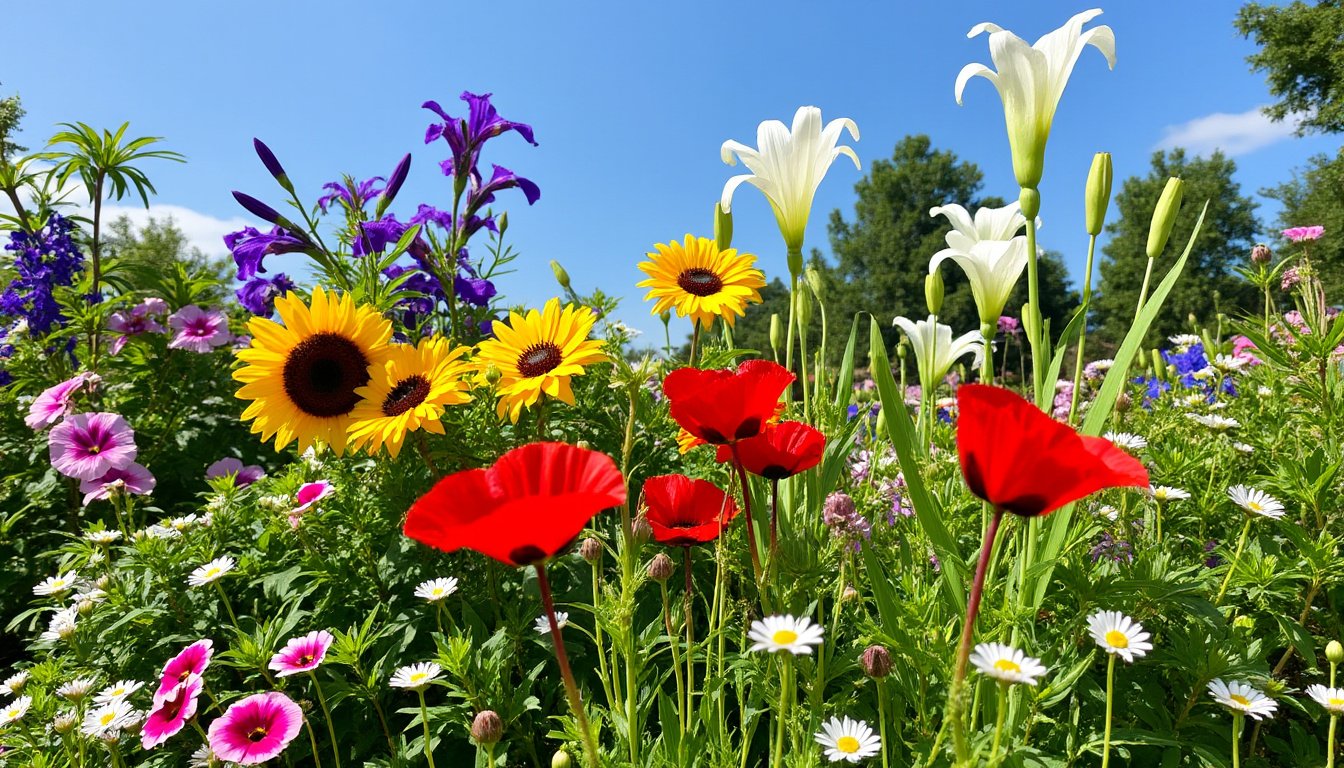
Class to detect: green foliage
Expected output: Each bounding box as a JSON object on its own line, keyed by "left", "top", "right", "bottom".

{"left": 1092, "top": 149, "right": 1260, "bottom": 345}
{"left": 1261, "top": 149, "right": 1344, "bottom": 298}
{"left": 1236, "top": 0, "right": 1344, "bottom": 136}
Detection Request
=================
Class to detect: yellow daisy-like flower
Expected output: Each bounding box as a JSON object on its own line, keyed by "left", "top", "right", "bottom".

{"left": 475, "top": 298, "right": 609, "bottom": 423}
{"left": 637, "top": 235, "right": 766, "bottom": 329}
{"left": 347, "top": 336, "right": 474, "bottom": 458}
{"left": 234, "top": 287, "right": 393, "bottom": 455}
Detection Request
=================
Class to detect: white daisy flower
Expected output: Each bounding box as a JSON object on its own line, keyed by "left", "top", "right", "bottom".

{"left": 93, "top": 679, "right": 144, "bottom": 706}
{"left": 58, "top": 676, "right": 98, "bottom": 701}
{"left": 73, "top": 587, "right": 107, "bottom": 605}
{"left": 169, "top": 514, "right": 200, "bottom": 532}
{"left": 1227, "top": 485, "right": 1285, "bottom": 520}
{"left": 1306, "top": 684, "right": 1344, "bottom": 715}
{"left": 389, "top": 662, "right": 443, "bottom": 691}
{"left": 1169, "top": 334, "right": 1202, "bottom": 349}
{"left": 0, "top": 670, "right": 29, "bottom": 696}
{"left": 1207, "top": 679, "right": 1277, "bottom": 720}
{"left": 1212, "top": 354, "right": 1248, "bottom": 373}
{"left": 41, "top": 606, "right": 79, "bottom": 643}
{"left": 0, "top": 695, "right": 32, "bottom": 727}
{"left": 1232, "top": 442, "right": 1254, "bottom": 454}
{"left": 84, "top": 530, "right": 122, "bottom": 545}
{"left": 1257, "top": 385, "right": 1273, "bottom": 397}
{"left": 748, "top": 614, "right": 825, "bottom": 655}
{"left": 187, "top": 556, "right": 236, "bottom": 587}
{"left": 1187, "top": 413, "right": 1240, "bottom": 431}
{"left": 969, "top": 643, "right": 1048, "bottom": 686}
{"left": 1090, "top": 359, "right": 1115, "bottom": 372}
{"left": 814, "top": 715, "right": 881, "bottom": 763}
{"left": 1096, "top": 505, "right": 1119, "bottom": 522}
{"left": 414, "top": 577, "right": 459, "bottom": 602}
{"left": 52, "top": 709, "right": 79, "bottom": 734}
{"left": 189, "top": 745, "right": 219, "bottom": 768}
{"left": 1178, "top": 393, "right": 1208, "bottom": 409}
{"left": 1148, "top": 486, "right": 1191, "bottom": 503}
{"left": 81, "top": 699, "right": 137, "bottom": 737}
{"left": 33, "top": 572, "right": 80, "bottom": 597}
{"left": 1103, "top": 432, "right": 1147, "bottom": 451}
{"left": 534, "top": 612, "right": 569, "bottom": 634}
{"left": 1086, "top": 610, "right": 1153, "bottom": 664}
{"left": 141, "top": 524, "right": 181, "bottom": 540}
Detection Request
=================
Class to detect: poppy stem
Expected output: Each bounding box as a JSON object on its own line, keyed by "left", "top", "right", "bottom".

{"left": 768, "top": 478, "right": 781, "bottom": 575}
{"left": 536, "top": 563, "right": 600, "bottom": 768}
{"left": 949, "top": 507, "right": 1005, "bottom": 764}
{"left": 683, "top": 547, "right": 696, "bottom": 721}
{"left": 660, "top": 580, "right": 688, "bottom": 741}
{"left": 729, "top": 446, "right": 765, "bottom": 601}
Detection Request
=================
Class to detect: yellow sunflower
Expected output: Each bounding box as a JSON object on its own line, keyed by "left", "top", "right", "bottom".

{"left": 475, "top": 298, "right": 608, "bottom": 423}
{"left": 347, "top": 336, "right": 474, "bottom": 458}
{"left": 234, "top": 287, "right": 393, "bottom": 455}
{"left": 637, "top": 235, "right": 766, "bottom": 328}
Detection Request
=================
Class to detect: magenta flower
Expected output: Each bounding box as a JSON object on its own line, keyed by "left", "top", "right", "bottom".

{"left": 141, "top": 674, "right": 203, "bottom": 749}
{"left": 292, "top": 481, "right": 334, "bottom": 514}
{"left": 48, "top": 412, "right": 137, "bottom": 481}
{"left": 1282, "top": 225, "right": 1325, "bottom": 242}
{"left": 80, "top": 461, "right": 155, "bottom": 506}
{"left": 155, "top": 639, "right": 214, "bottom": 701}
{"left": 268, "top": 630, "right": 334, "bottom": 677}
{"left": 207, "top": 691, "right": 303, "bottom": 764}
{"left": 25, "top": 373, "right": 100, "bottom": 431}
{"left": 996, "top": 315, "right": 1021, "bottom": 336}
{"left": 167, "top": 306, "right": 231, "bottom": 353}
{"left": 206, "top": 458, "right": 266, "bottom": 487}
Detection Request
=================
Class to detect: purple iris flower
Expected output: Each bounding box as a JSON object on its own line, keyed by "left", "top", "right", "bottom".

{"left": 465, "top": 164, "right": 541, "bottom": 216}
{"left": 354, "top": 215, "right": 408, "bottom": 257}
{"left": 423, "top": 91, "right": 537, "bottom": 181}
{"left": 317, "top": 176, "right": 386, "bottom": 214}
{"left": 223, "top": 226, "right": 309, "bottom": 281}
{"left": 236, "top": 273, "right": 296, "bottom": 317}
{"left": 409, "top": 204, "right": 456, "bottom": 230}
{"left": 455, "top": 274, "right": 497, "bottom": 307}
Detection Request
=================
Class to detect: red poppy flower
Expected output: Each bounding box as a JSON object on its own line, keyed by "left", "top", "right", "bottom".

{"left": 955, "top": 384, "right": 1149, "bottom": 517}
{"left": 642, "top": 474, "right": 740, "bottom": 546}
{"left": 663, "top": 360, "right": 795, "bottom": 444}
{"left": 715, "top": 420, "right": 826, "bottom": 479}
{"left": 404, "top": 442, "right": 627, "bottom": 565}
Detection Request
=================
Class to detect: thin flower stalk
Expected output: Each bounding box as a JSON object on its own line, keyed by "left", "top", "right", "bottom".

{"left": 1215, "top": 517, "right": 1254, "bottom": 606}
{"left": 308, "top": 672, "right": 342, "bottom": 768}
{"left": 536, "top": 563, "right": 601, "bottom": 768}
{"left": 1068, "top": 234, "right": 1100, "bottom": 422}
{"left": 1101, "top": 653, "right": 1116, "bottom": 768}
{"left": 416, "top": 688, "right": 437, "bottom": 768}
{"left": 659, "top": 578, "right": 688, "bottom": 742}
{"left": 948, "top": 508, "right": 1005, "bottom": 762}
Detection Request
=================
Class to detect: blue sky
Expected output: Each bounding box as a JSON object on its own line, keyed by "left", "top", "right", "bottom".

{"left": 4, "top": 1, "right": 1336, "bottom": 339}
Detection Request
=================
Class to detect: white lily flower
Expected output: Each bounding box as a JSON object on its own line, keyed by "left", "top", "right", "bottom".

{"left": 955, "top": 9, "right": 1116, "bottom": 190}
{"left": 929, "top": 202, "right": 1037, "bottom": 325}
{"left": 721, "top": 106, "right": 859, "bottom": 261}
{"left": 893, "top": 315, "right": 984, "bottom": 388}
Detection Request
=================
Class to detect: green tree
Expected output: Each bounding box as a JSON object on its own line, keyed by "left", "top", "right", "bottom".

{"left": 0, "top": 88, "right": 24, "bottom": 161}
{"left": 1262, "top": 150, "right": 1344, "bottom": 299}
{"left": 1092, "top": 149, "right": 1260, "bottom": 344}
{"left": 1236, "top": 1, "right": 1344, "bottom": 135}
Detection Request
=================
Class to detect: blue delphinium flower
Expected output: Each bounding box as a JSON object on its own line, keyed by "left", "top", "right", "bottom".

{"left": 1, "top": 213, "right": 86, "bottom": 337}
{"left": 236, "top": 274, "right": 296, "bottom": 318}
{"left": 1162, "top": 342, "right": 1209, "bottom": 387}
{"left": 223, "top": 226, "right": 309, "bottom": 281}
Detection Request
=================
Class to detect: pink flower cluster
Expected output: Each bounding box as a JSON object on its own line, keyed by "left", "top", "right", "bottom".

{"left": 142, "top": 640, "right": 213, "bottom": 750}
{"left": 288, "top": 480, "right": 334, "bottom": 529}
{"left": 1282, "top": 225, "right": 1325, "bottom": 243}
{"left": 107, "top": 297, "right": 169, "bottom": 355}
{"left": 43, "top": 408, "right": 155, "bottom": 506}
{"left": 206, "top": 457, "right": 266, "bottom": 487}
{"left": 167, "top": 305, "right": 232, "bottom": 353}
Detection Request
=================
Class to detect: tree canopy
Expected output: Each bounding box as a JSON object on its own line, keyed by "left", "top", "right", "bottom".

{"left": 1236, "top": 1, "right": 1344, "bottom": 135}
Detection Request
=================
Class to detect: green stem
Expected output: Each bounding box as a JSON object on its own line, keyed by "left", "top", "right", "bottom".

{"left": 1101, "top": 653, "right": 1116, "bottom": 768}
{"left": 1232, "top": 713, "right": 1243, "bottom": 768}
{"left": 1215, "top": 517, "right": 1254, "bottom": 606}
{"left": 979, "top": 322, "right": 995, "bottom": 384}
{"left": 591, "top": 561, "right": 616, "bottom": 712}
{"left": 1022, "top": 204, "right": 1044, "bottom": 400}
{"left": 773, "top": 655, "right": 792, "bottom": 768}
{"left": 661, "top": 581, "right": 688, "bottom": 740}
{"left": 991, "top": 682, "right": 1008, "bottom": 763}
{"left": 877, "top": 679, "right": 890, "bottom": 768}
{"left": 213, "top": 582, "right": 241, "bottom": 631}
{"left": 1134, "top": 257, "right": 1155, "bottom": 325}
{"left": 304, "top": 710, "right": 327, "bottom": 768}
{"left": 538, "top": 564, "right": 601, "bottom": 768}
{"left": 689, "top": 322, "right": 702, "bottom": 366}
{"left": 310, "top": 672, "right": 342, "bottom": 768}
{"left": 1327, "top": 714, "right": 1337, "bottom": 768}
{"left": 729, "top": 447, "right": 765, "bottom": 598}
{"left": 1069, "top": 234, "right": 1098, "bottom": 422}
{"left": 683, "top": 547, "right": 696, "bottom": 723}
{"left": 417, "top": 689, "right": 437, "bottom": 768}
{"left": 949, "top": 509, "right": 1005, "bottom": 763}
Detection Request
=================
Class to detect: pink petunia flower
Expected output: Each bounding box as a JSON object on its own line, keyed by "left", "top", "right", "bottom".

{"left": 167, "top": 306, "right": 231, "bottom": 353}
{"left": 1282, "top": 225, "right": 1325, "bottom": 243}
{"left": 268, "top": 630, "right": 334, "bottom": 677}
{"left": 25, "top": 373, "right": 101, "bottom": 431}
{"left": 207, "top": 691, "right": 303, "bottom": 764}
{"left": 292, "top": 481, "right": 334, "bottom": 514}
{"left": 206, "top": 458, "right": 266, "bottom": 487}
{"left": 80, "top": 461, "right": 156, "bottom": 506}
{"left": 136, "top": 297, "right": 169, "bottom": 317}
{"left": 155, "top": 639, "right": 214, "bottom": 702}
{"left": 49, "top": 412, "right": 138, "bottom": 481}
{"left": 107, "top": 308, "right": 166, "bottom": 356}
{"left": 141, "top": 674, "right": 203, "bottom": 749}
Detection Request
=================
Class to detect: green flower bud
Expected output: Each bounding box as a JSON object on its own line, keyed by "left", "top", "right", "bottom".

{"left": 925, "top": 271, "right": 945, "bottom": 315}
{"left": 796, "top": 286, "right": 813, "bottom": 328}
{"left": 1327, "top": 640, "right": 1344, "bottom": 665}
{"left": 1018, "top": 187, "right": 1041, "bottom": 220}
{"left": 769, "top": 314, "right": 784, "bottom": 357}
{"left": 1085, "top": 152, "right": 1112, "bottom": 236}
{"left": 647, "top": 553, "right": 674, "bottom": 583}
{"left": 805, "top": 267, "right": 825, "bottom": 302}
{"left": 714, "top": 202, "right": 733, "bottom": 251}
{"left": 1145, "top": 177, "right": 1184, "bottom": 260}
{"left": 1020, "top": 302, "right": 1038, "bottom": 345}
{"left": 550, "top": 260, "right": 572, "bottom": 291}
{"left": 484, "top": 364, "right": 502, "bottom": 385}
{"left": 496, "top": 212, "right": 509, "bottom": 236}
{"left": 551, "top": 750, "right": 573, "bottom": 768}
{"left": 659, "top": 310, "right": 672, "bottom": 326}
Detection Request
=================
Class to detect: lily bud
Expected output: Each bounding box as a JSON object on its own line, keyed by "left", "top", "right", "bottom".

{"left": 496, "top": 212, "right": 509, "bottom": 236}
{"left": 896, "top": 337, "right": 908, "bottom": 360}
{"left": 1145, "top": 177, "right": 1184, "bottom": 260}
{"left": 1150, "top": 349, "right": 1166, "bottom": 381}
{"left": 769, "top": 314, "right": 784, "bottom": 357}
{"left": 579, "top": 537, "right": 602, "bottom": 564}
{"left": 796, "top": 286, "right": 813, "bottom": 328}
{"left": 714, "top": 202, "right": 733, "bottom": 251}
{"left": 471, "top": 710, "right": 503, "bottom": 745}
{"left": 925, "top": 271, "right": 945, "bottom": 315}
{"left": 550, "top": 260, "right": 573, "bottom": 291}
{"left": 647, "top": 553, "right": 674, "bottom": 583}
{"left": 805, "top": 267, "right": 825, "bottom": 302}
{"left": 1250, "top": 243, "right": 1271, "bottom": 265}
{"left": 1085, "top": 152, "right": 1112, "bottom": 236}
{"left": 552, "top": 751, "right": 573, "bottom": 768}
{"left": 787, "top": 248, "right": 803, "bottom": 278}
{"left": 860, "top": 645, "right": 893, "bottom": 678}
{"left": 232, "top": 191, "right": 284, "bottom": 226}
{"left": 1020, "top": 302, "right": 1038, "bottom": 345}
{"left": 253, "top": 138, "right": 293, "bottom": 193}
{"left": 1327, "top": 640, "right": 1344, "bottom": 664}
{"left": 1018, "top": 187, "right": 1041, "bottom": 220}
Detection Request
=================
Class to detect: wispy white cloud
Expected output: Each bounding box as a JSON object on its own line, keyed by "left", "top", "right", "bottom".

{"left": 93, "top": 204, "right": 248, "bottom": 258}
{"left": 1157, "top": 106, "right": 1303, "bottom": 156}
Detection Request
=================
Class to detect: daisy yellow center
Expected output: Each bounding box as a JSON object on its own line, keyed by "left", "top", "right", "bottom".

{"left": 1247, "top": 501, "right": 1262, "bottom": 511}
{"left": 772, "top": 629, "right": 798, "bottom": 645}
{"left": 677, "top": 267, "right": 724, "bottom": 297}
{"left": 100, "top": 712, "right": 116, "bottom": 726}
{"left": 381, "top": 374, "right": 431, "bottom": 417}
{"left": 431, "top": 588, "right": 444, "bottom": 596}
{"left": 1329, "top": 697, "right": 1344, "bottom": 707}
{"left": 1229, "top": 694, "right": 1251, "bottom": 707}
{"left": 1105, "top": 630, "right": 1129, "bottom": 649}
{"left": 248, "top": 726, "right": 268, "bottom": 743}
{"left": 282, "top": 332, "right": 371, "bottom": 418}
{"left": 410, "top": 672, "right": 427, "bottom": 682}
{"left": 993, "top": 659, "right": 1022, "bottom": 674}
{"left": 205, "top": 568, "right": 220, "bottom": 578}
{"left": 836, "top": 736, "right": 861, "bottom": 753}
{"left": 517, "top": 342, "right": 563, "bottom": 378}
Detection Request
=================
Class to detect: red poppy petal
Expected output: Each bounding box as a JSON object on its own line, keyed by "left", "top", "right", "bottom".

{"left": 403, "top": 468, "right": 496, "bottom": 553}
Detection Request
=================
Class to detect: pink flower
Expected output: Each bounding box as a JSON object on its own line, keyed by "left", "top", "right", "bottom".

{"left": 268, "top": 630, "right": 333, "bottom": 677}
{"left": 155, "top": 639, "right": 214, "bottom": 702}
{"left": 136, "top": 297, "right": 169, "bottom": 317}
{"left": 292, "top": 481, "right": 334, "bottom": 514}
{"left": 206, "top": 458, "right": 266, "bottom": 487}
{"left": 80, "top": 461, "right": 155, "bottom": 506}
{"left": 1231, "top": 335, "right": 1261, "bottom": 366}
{"left": 1282, "top": 267, "right": 1302, "bottom": 291}
{"left": 167, "top": 306, "right": 231, "bottom": 353}
{"left": 1282, "top": 225, "right": 1325, "bottom": 242}
{"left": 107, "top": 310, "right": 166, "bottom": 336}
{"left": 48, "top": 412, "right": 137, "bottom": 481}
{"left": 141, "top": 674, "right": 203, "bottom": 749}
{"left": 25, "top": 373, "right": 100, "bottom": 431}
{"left": 207, "top": 691, "right": 303, "bottom": 764}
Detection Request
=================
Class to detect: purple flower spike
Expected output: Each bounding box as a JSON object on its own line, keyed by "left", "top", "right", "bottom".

{"left": 423, "top": 92, "right": 537, "bottom": 183}
{"left": 232, "top": 191, "right": 284, "bottom": 226}
{"left": 236, "top": 274, "right": 295, "bottom": 317}
{"left": 253, "top": 139, "right": 291, "bottom": 190}
{"left": 466, "top": 164, "right": 540, "bottom": 216}
{"left": 224, "top": 227, "right": 309, "bottom": 281}
{"left": 383, "top": 154, "right": 412, "bottom": 207}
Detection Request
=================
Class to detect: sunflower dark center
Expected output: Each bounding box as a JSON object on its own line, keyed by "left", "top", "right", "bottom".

{"left": 677, "top": 268, "right": 723, "bottom": 297}
{"left": 517, "top": 343, "right": 563, "bottom": 378}
{"left": 282, "top": 332, "right": 371, "bottom": 418}
{"left": 382, "top": 375, "right": 431, "bottom": 417}
{"left": 248, "top": 727, "right": 268, "bottom": 743}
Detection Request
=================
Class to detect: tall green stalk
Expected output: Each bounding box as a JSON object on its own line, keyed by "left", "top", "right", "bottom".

{"left": 1215, "top": 517, "right": 1254, "bottom": 606}
{"left": 1101, "top": 654, "right": 1116, "bottom": 768}
{"left": 1020, "top": 189, "right": 1044, "bottom": 401}
{"left": 1068, "top": 234, "right": 1099, "bottom": 422}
